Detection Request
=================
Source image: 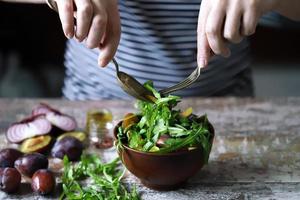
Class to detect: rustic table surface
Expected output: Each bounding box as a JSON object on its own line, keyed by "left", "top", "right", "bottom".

{"left": 0, "top": 98, "right": 299, "bottom": 200}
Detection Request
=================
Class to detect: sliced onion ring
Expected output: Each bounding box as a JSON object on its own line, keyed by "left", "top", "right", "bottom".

{"left": 32, "top": 103, "right": 77, "bottom": 132}
{"left": 32, "top": 103, "right": 57, "bottom": 116}
{"left": 6, "top": 115, "right": 52, "bottom": 143}
{"left": 46, "top": 112, "right": 76, "bottom": 132}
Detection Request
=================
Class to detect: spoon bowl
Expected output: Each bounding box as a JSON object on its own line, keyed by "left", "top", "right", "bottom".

{"left": 112, "top": 59, "right": 155, "bottom": 102}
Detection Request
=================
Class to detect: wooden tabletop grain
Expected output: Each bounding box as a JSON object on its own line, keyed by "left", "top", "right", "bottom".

{"left": 0, "top": 98, "right": 299, "bottom": 200}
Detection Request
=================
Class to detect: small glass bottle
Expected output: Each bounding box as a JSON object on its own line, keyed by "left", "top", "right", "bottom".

{"left": 86, "top": 109, "right": 114, "bottom": 149}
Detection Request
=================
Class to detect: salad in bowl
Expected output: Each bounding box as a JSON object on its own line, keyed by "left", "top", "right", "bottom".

{"left": 115, "top": 82, "right": 214, "bottom": 190}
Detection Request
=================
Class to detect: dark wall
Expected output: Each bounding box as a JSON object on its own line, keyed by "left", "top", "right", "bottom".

{"left": 0, "top": 2, "right": 66, "bottom": 97}
{"left": 0, "top": 2, "right": 65, "bottom": 66}
{"left": 250, "top": 26, "right": 300, "bottom": 63}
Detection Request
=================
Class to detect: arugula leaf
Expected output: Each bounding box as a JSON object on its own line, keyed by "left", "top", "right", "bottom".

{"left": 129, "top": 131, "right": 144, "bottom": 150}
{"left": 144, "top": 81, "right": 161, "bottom": 99}
{"left": 60, "top": 155, "right": 140, "bottom": 200}
{"left": 153, "top": 119, "right": 168, "bottom": 136}
{"left": 143, "top": 141, "right": 154, "bottom": 151}
{"left": 168, "top": 127, "right": 191, "bottom": 137}
{"left": 158, "top": 125, "right": 211, "bottom": 163}
{"left": 138, "top": 116, "right": 147, "bottom": 129}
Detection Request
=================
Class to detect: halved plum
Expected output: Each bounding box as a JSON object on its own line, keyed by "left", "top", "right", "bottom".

{"left": 57, "top": 131, "right": 86, "bottom": 142}
{"left": 20, "top": 135, "right": 52, "bottom": 154}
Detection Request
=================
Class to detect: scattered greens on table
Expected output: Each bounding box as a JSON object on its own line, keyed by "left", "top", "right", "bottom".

{"left": 117, "top": 81, "right": 213, "bottom": 163}
{"left": 60, "top": 154, "right": 140, "bottom": 200}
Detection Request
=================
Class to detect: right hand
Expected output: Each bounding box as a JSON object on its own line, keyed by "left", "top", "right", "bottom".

{"left": 197, "top": 0, "right": 277, "bottom": 68}
{"left": 54, "top": 0, "right": 121, "bottom": 67}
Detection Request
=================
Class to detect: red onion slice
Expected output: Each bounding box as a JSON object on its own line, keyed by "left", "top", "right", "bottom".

{"left": 46, "top": 112, "right": 76, "bottom": 132}
{"left": 32, "top": 103, "right": 57, "bottom": 116}
{"left": 6, "top": 115, "right": 52, "bottom": 143}
{"left": 32, "top": 103, "right": 77, "bottom": 132}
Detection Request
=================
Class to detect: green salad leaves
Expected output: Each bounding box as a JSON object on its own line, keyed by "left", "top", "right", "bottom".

{"left": 60, "top": 155, "right": 139, "bottom": 200}
{"left": 117, "top": 81, "right": 213, "bottom": 163}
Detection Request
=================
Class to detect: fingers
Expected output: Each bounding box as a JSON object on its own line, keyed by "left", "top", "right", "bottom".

{"left": 55, "top": 0, "right": 120, "bottom": 67}
{"left": 223, "top": 4, "right": 243, "bottom": 43}
{"left": 98, "top": 31, "right": 120, "bottom": 67}
{"left": 56, "top": 0, "right": 74, "bottom": 38}
{"left": 198, "top": 0, "right": 262, "bottom": 62}
{"left": 74, "top": 0, "right": 93, "bottom": 42}
{"left": 241, "top": 9, "right": 259, "bottom": 36}
{"left": 98, "top": 2, "right": 121, "bottom": 67}
{"left": 197, "top": 0, "right": 211, "bottom": 68}
{"left": 86, "top": 6, "right": 107, "bottom": 49}
{"left": 205, "top": 3, "right": 230, "bottom": 57}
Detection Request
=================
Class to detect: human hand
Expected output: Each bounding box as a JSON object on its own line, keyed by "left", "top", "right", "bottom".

{"left": 197, "top": 0, "right": 277, "bottom": 68}
{"left": 53, "top": 0, "right": 121, "bottom": 67}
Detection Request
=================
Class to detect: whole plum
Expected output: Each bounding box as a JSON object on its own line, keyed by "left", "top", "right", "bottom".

{"left": 31, "top": 169, "right": 55, "bottom": 195}
{"left": 0, "top": 167, "right": 21, "bottom": 193}
{"left": 51, "top": 136, "right": 83, "bottom": 161}
{"left": 0, "top": 148, "right": 23, "bottom": 168}
{"left": 14, "top": 153, "right": 48, "bottom": 177}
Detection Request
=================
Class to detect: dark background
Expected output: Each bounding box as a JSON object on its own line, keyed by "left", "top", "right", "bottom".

{"left": 0, "top": 2, "right": 65, "bottom": 97}
{"left": 0, "top": 2, "right": 300, "bottom": 98}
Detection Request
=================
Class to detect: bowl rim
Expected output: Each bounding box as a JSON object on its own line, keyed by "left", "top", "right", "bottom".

{"left": 114, "top": 119, "right": 215, "bottom": 157}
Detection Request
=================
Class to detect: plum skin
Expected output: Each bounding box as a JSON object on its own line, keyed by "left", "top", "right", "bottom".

{"left": 51, "top": 136, "right": 83, "bottom": 161}
{"left": 31, "top": 169, "right": 55, "bottom": 195}
{"left": 0, "top": 148, "right": 23, "bottom": 168}
{"left": 14, "top": 153, "right": 48, "bottom": 177}
{"left": 0, "top": 167, "right": 21, "bottom": 193}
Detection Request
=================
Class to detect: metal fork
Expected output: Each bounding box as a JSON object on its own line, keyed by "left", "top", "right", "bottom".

{"left": 159, "top": 66, "right": 201, "bottom": 96}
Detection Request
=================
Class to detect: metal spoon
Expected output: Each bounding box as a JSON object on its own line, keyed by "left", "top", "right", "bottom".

{"left": 112, "top": 59, "right": 155, "bottom": 102}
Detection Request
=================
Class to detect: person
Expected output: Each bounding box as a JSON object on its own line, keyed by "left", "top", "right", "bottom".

{"left": 3, "top": 0, "right": 300, "bottom": 100}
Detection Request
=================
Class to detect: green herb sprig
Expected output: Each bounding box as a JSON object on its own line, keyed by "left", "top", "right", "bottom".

{"left": 60, "top": 154, "right": 140, "bottom": 200}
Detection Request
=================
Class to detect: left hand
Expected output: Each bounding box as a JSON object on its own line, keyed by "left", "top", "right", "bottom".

{"left": 48, "top": 0, "right": 121, "bottom": 67}
{"left": 197, "top": 0, "right": 277, "bottom": 68}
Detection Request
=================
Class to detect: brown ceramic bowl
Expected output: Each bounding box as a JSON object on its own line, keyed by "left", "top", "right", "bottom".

{"left": 114, "top": 118, "right": 214, "bottom": 191}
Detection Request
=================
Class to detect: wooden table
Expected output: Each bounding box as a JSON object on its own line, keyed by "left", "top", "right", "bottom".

{"left": 0, "top": 98, "right": 300, "bottom": 200}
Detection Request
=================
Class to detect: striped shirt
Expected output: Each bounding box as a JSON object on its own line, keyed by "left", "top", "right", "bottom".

{"left": 63, "top": 0, "right": 252, "bottom": 100}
